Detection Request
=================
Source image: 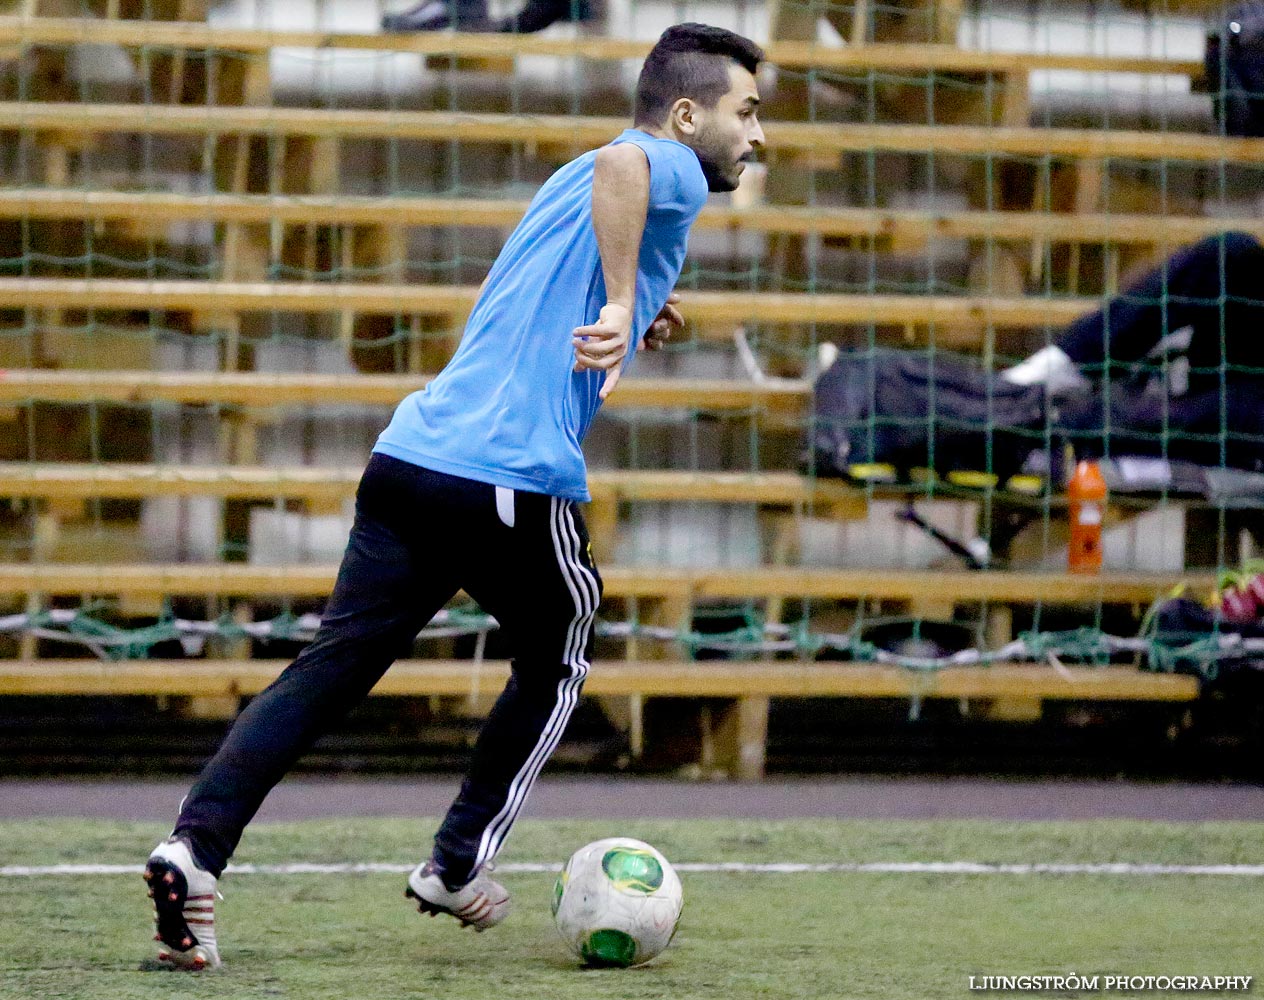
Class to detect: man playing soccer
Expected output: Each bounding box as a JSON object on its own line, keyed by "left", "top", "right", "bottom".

{"left": 143, "top": 22, "right": 764, "bottom": 969}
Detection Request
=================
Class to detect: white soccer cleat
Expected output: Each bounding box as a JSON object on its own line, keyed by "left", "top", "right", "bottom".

{"left": 405, "top": 860, "right": 510, "bottom": 931}
{"left": 144, "top": 837, "right": 221, "bottom": 970}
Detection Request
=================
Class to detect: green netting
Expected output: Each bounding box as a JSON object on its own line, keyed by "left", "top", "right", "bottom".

{"left": 0, "top": 0, "right": 1262, "bottom": 675}
{"left": 5, "top": 602, "right": 1263, "bottom": 683}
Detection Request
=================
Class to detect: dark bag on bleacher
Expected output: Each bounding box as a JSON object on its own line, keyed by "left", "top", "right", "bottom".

{"left": 1207, "top": 1, "right": 1264, "bottom": 137}
{"left": 808, "top": 348, "right": 1047, "bottom": 483}
{"left": 1154, "top": 596, "right": 1264, "bottom": 679}
{"left": 809, "top": 349, "right": 1264, "bottom": 484}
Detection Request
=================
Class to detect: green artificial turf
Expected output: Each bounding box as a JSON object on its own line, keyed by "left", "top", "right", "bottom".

{"left": 1, "top": 818, "right": 1260, "bottom": 999}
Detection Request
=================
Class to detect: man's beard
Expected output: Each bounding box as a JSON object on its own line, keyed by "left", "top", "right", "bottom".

{"left": 696, "top": 150, "right": 740, "bottom": 193}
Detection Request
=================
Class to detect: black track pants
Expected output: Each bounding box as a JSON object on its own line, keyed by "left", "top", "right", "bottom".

{"left": 173, "top": 453, "right": 602, "bottom": 884}
{"left": 1057, "top": 231, "right": 1264, "bottom": 389}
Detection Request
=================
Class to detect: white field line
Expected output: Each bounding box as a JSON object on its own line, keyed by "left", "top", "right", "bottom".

{"left": 4, "top": 861, "right": 1264, "bottom": 877}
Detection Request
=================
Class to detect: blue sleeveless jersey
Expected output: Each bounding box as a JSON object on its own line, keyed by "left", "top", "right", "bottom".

{"left": 373, "top": 130, "right": 707, "bottom": 501}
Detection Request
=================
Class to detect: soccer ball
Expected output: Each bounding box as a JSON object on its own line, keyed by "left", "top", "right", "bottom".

{"left": 551, "top": 837, "right": 683, "bottom": 967}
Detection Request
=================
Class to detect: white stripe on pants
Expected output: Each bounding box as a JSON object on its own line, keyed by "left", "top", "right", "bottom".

{"left": 472, "top": 497, "right": 597, "bottom": 870}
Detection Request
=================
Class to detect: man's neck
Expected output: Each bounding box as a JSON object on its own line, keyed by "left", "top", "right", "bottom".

{"left": 633, "top": 123, "right": 671, "bottom": 141}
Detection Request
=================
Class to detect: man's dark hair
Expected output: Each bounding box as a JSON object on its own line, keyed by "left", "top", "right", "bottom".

{"left": 633, "top": 23, "right": 764, "bottom": 126}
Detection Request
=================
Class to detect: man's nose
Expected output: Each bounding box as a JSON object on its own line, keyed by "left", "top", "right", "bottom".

{"left": 749, "top": 120, "right": 765, "bottom": 148}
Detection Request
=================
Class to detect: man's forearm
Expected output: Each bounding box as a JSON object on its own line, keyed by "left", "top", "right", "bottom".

{"left": 591, "top": 145, "right": 650, "bottom": 309}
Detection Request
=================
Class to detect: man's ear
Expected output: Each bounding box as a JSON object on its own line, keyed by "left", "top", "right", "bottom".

{"left": 669, "top": 97, "right": 698, "bottom": 136}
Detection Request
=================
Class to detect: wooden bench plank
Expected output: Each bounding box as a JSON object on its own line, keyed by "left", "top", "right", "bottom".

{"left": 0, "top": 370, "right": 808, "bottom": 411}
{"left": 0, "top": 461, "right": 1211, "bottom": 518}
{"left": 0, "top": 462, "right": 364, "bottom": 501}
{"left": 0, "top": 463, "right": 860, "bottom": 506}
{"left": 0, "top": 655, "right": 1201, "bottom": 779}
{"left": 0, "top": 562, "right": 1211, "bottom": 604}
{"left": 0, "top": 19, "right": 1204, "bottom": 78}
{"left": 0, "top": 562, "right": 693, "bottom": 599}
{"left": 0, "top": 658, "right": 1200, "bottom": 701}
{"left": 0, "top": 277, "right": 1096, "bottom": 332}
{"left": 688, "top": 567, "right": 1198, "bottom": 604}
{"left": 6, "top": 189, "right": 1260, "bottom": 248}
{"left": 5, "top": 103, "right": 1263, "bottom": 165}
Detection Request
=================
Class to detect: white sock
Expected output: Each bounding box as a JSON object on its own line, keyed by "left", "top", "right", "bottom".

{"left": 1001, "top": 345, "right": 1087, "bottom": 393}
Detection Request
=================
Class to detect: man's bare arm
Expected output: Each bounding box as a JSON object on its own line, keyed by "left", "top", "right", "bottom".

{"left": 573, "top": 143, "right": 651, "bottom": 399}
{"left": 591, "top": 143, "right": 649, "bottom": 310}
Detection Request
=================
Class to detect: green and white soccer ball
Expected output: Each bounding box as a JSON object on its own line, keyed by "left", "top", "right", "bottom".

{"left": 551, "top": 837, "right": 683, "bottom": 967}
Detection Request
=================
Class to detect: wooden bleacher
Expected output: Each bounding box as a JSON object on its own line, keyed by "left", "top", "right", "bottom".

{"left": 5, "top": 189, "right": 1262, "bottom": 251}
{"left": 0, "top": 658, "right": 1198, "bottom": 704}
{"left": 0, "top": 561, "right": 1207, "bottom": 778}
{"left": 0, "top": 658, "right": 1199, "bottom": 779}
{"left": 2, "top": 15, "right": 1219, "bottom": 279}
{"left": 2, "top": 16, "right": 1250, "bottom": 348}
{"left": 0, "top": 559, "right": 1210, "bottom": 675}
{"left": 0, "top": 459, "right": 1212, "bottom": 515}
{"left": 0, "top": 373, "right": 1225, "bottom": 571}
{"left": 5, "top": 102, "right": 1261, "bottom": 165}
{"left": 0, "top": 18, "right": 1207, "bottom": 79}
{"left": 0, "top": 369, "right": 805, "bottom": 412}
{"left": 0, "top": 463, "right": 873, "bottom": 562}
{"left": 0, "top": 560, "right": 1212, "bottom": 608}
{"left": 0, "top": 462, "right": 860, "bottom": 506}
{"left": 0, "top": 459, "right": 1214, "bottom": 594}
{"left": 1, "top": 15, "right": 1236, "bottom": 286}
{"left": 0, "top": 15, "right": 1225, "bottom": 280}
{"left": 0, "top": 276, "right": 1096, "bottom": 342}
{"left": 0, "top": 374, "right": 825, "bottom": 571}
{"left": 0, "top": 13, "right": 1234, "bottom": 775}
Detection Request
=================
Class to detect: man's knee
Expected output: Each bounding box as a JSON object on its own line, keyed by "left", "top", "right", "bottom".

{"left": 1173, "top": 232, "right": 1262, "bottom": 289}
{"left": 508, "top": 656, "right": 590, "bottom": 689}
{"left": 1193, "top": 230, "right": 1262, "bottom": 264}
{"left": 1219, "top": 230, "right": 1262, "bottom": 259}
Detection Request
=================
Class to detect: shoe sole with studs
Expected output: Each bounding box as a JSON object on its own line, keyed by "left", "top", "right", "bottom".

{"left": 144, "top": 859, "right": 214, "bottom": 969}
{"left": 405, "top": 886, "right": 493, "bottom": 931}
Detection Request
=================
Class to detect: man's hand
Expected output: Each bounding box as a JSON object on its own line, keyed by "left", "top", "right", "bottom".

{"left": 641, "top": 292, "right": 683, "bottom": 352}
{"left": 573, "top": 302, "right": 633, "bottom": 399}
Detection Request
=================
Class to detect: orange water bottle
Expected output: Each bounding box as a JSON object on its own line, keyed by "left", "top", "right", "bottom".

{"left": 1067, "top": 459, "right": 1106, "bottom": 573}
